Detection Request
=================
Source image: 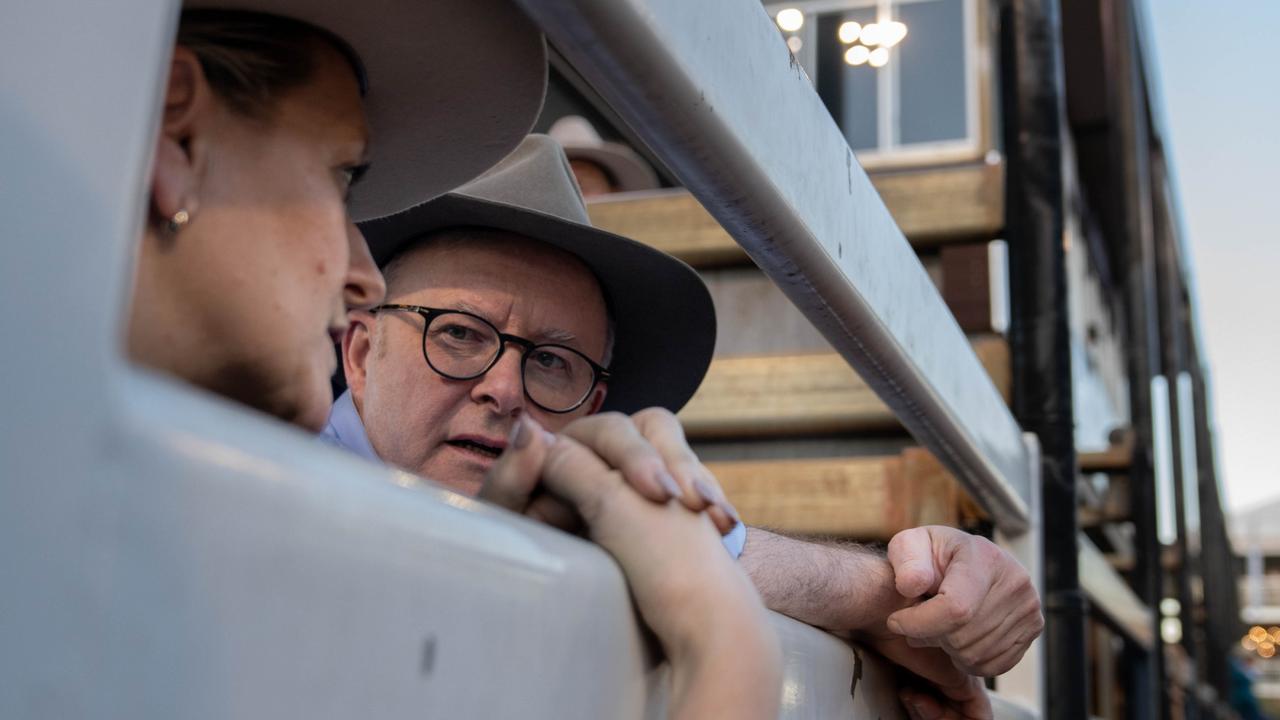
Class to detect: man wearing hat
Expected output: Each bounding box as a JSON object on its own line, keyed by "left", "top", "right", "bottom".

{"left": 324, "top": 135, "right": 1042, "bottom": 708}
{"left": 548, "top": 115, "right": 660, "bottom": 196}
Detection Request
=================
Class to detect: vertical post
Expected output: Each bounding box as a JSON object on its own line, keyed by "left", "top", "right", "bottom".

{"left": 1186, "top": 325, "right": 1239, "bottom": 701}
{"left": 1106, "top": 0, "right": 1167, "bottom": 715}
{"left": 1153, "top": 153, "right": 1201, "bottom": 715}
{"left": 998, "top": 1, "right": 1085, "bottom": 718}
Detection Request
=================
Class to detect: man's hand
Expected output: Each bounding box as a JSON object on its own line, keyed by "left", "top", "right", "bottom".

{"left": 479, "top": 410, "right": 740, "bottom": 535}
{"left": 886, "top": 526, "right": 1043, "bottom": 677}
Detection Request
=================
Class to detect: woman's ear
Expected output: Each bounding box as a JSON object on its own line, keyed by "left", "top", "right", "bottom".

{"left": 151, "top": 47, "right": 211, "bottom": 226}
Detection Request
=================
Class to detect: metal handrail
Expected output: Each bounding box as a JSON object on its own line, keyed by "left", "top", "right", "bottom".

{"left": 517, "top": 0, "right": 1035, "bottom": 533}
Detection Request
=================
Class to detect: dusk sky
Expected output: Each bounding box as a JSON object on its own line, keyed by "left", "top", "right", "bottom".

{"left": 1144, "top": 1, "right": 1279, "bottom": 513}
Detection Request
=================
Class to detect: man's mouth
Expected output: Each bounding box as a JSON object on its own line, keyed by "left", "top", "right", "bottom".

{"left": 445, "top": 437, "right": 506, "bottom": 459}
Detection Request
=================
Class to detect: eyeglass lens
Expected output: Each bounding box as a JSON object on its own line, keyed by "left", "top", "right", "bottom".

{"left": 424, "top": 311, "right": 597, "bottom": 411}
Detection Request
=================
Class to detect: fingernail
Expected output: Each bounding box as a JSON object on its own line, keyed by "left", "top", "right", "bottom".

{"left": 718, "top": 500, "right": 740, "bottom": 524}
{"left": 692, "top": 477, "right": 720, "bottom": 506}
{"left": 887, "top": 618, "right": 903, "bottom": 635}
{"left": 510, "top": 416, "right": 533, "bottom": 449}
{"left": 656, "top": 470, "right": 683, "bottom": 499}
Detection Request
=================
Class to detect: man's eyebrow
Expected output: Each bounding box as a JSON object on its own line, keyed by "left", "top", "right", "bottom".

{"left": 448, "top": 301, "right": 579, "bottom": 346}
{"left": 536, "top": 327, "right": 578, "bottom": 345}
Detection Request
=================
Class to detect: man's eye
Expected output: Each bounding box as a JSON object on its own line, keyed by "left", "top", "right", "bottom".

{"left": 533, "top": 350, "right": 568, "bottom": 371}
{"left": 443, "top": 325, "right": 475, "bottom": 341}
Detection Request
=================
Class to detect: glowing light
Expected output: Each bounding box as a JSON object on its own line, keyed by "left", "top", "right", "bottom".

{"left": 1251, "top": 626, "right": 1268, "bottom": 643}
{"left": 776, "top": 8, "right": 805, "bottom": 32}
{"left": 1160, "top": 598, "right": 1181, "bottom": 616}
{"left": 861, "top": 22, "right": 884, "bottom": 46}
{"left": 1161, "top": 617, "right": 1182, "bottom": 644}
{"left": 787, "top": 35, "right": 804, "bottom": 53}
{"left": 868, "top": 47, "right": 890, "bottom": 67}
{"left": 1245, "top": 636, "right": 1260, "bottom": 651}
{"left": 1264, "top": 643, "right": 1278, "bottom": 659}
{"left": 838, "top": 21, "right": 862, "bottom": 44}
{"left": 883, "top": 20, "right": 909, "bottom": 47}
{"left": 844, "top": 45, "right": 870, "bottom": 66}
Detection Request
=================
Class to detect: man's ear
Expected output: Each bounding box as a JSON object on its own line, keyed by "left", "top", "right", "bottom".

{"left": 151, "top": 47, "right": 211, "bottom": 226}
{"left": 584, "top": 383, "right": 608, "bottom": 415}
{"left": 344, "top": 311, "right": 376, "bottom": 403}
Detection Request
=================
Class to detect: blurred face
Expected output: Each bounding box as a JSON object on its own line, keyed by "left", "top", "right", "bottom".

{"left": 130, "top": 42, "right": 385, "bottom": 431}
{"left": 569, "top": 159, "right": 615, "bottom": 197}
{"left": 345, "top": 232, "right": 610, "bottom": 495}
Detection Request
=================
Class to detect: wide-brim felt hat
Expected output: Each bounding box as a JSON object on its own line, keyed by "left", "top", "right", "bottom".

{"left": 359, "top": 135, "right": 716, "bottom": 414}
{"left": 184, "top": 0, "right": 548, "bottom": 221}
{"left": 548, "top": 116, "right": 660, "bottom": 192}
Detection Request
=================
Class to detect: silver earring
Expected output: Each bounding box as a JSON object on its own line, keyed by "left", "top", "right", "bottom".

{"left": 167, "top": 209, "right": 190, "bottom": 234}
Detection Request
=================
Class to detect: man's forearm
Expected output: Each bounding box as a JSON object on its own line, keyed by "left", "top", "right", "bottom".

{"left": 738, "top": 527, "right": 907, "bottom": 634}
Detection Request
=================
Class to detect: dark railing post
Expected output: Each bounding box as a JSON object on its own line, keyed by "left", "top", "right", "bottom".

{"left": 998, "top": 0, "right": 1085, "bottom": 716}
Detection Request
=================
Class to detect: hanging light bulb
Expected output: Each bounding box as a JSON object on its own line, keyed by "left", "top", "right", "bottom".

{"left": 787, "top": 35, "right": 803, "bottom": 53}
{"left": 844, "top": 45, "right": 870, "bottom": 66}
{"left": 776, "top": 8, "right": 805, "bottom": 33}
{"left": 860, "top": 22, "right": 884, "bottom": 46}
{"left": 883, "top": 21, "right": 909, "bottom": 47}
{"left": 868, "top": 47, "right": 890, "bottom": 67}
{"left": 838, "top": 21, "right": 862, "bottom": 44}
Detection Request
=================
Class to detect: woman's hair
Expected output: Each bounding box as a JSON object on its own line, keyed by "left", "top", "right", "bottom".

{"left": 177, "top": 9, "right": 367, "bottom": 120}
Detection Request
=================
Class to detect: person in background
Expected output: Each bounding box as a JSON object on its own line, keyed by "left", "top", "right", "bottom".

{"left": 126, "top": 5, "right": 781, "bottom": 717}
{"left": 548, "top": 114, "right": 660, "bottom": 196}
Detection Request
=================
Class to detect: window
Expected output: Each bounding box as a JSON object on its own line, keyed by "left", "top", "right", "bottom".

{"left": 768, "top": 0, "right": 981, "bottom": 165}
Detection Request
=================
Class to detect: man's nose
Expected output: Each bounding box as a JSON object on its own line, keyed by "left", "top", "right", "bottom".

{"left": 470, "top": 347, "right": 526, "bottom": 416}
{"left": 344, "top": 222, "right": 386, "bottom": 311}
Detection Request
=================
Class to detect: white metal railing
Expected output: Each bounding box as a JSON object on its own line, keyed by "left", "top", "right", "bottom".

{"left": 516, "top": 0, "right": 1035, "bottom": 535}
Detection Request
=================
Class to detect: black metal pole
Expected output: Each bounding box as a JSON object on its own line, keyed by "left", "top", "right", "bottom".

{"left": 998, "top": 0, "right": 1085, "bottom": 716}
{"left": 1186, "top": 322, "right": 1239, "bottom": 702}
{"left": 1110, "top": 0, "right": 1168, "bottom": 713}
{"left": 1153, "top": 151, "right": 1202, "bottom": 717}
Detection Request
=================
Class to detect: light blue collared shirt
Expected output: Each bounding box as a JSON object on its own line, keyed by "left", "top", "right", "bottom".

{"left": 322, "top": 390, "right": 747, "bottom": 559}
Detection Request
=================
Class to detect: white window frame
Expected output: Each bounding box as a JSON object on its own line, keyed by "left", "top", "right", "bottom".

{"left": 766, "top": 0, "right": 984, "bottom": 168}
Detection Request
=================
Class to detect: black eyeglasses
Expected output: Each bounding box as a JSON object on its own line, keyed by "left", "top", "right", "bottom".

{"left": 371, "top": 304, "right": 611, "bottom": 414}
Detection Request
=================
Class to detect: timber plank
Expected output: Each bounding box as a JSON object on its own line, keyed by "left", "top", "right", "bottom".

{"left": 586, "top": 163, "right": 1004, "bottom": 267}
{"left": 680, "top": 336, "right": 1010, "bottom": 438}
{"left": 709, "top": 452, "right": 961, "bottom": 539}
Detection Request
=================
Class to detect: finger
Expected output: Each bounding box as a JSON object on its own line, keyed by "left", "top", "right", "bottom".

{"left": 632, "top": 407, "right": 717, "bottom": 513}
{"left": 888, "top": 543, "right": 995, "bottom": 640}
{"left": 889, "top": 527, "right": 942, "bottom": 598}
{"left": 936, "top": 676, "right": 991, "bottom": 719}
{"left": 870, "top": 638, "right": 970, "bottom": 691}
{"left": 477, "top": 415, "right": 553, "bottom": 513}
{"left": 900, "top": 690, "right": 947, "bottom": 720}
{"left": 942, "top": 598, "right": 1041, "bottom": 675}
{"left": 982, "top": 639, "right": 1033, "bottom": 679}
{"left": 945, "top": 567, "right": 1041, "bottom": 650}
{"left": 524, "top": 492, "right": 583, "bottom": 533}
{"left": 561, "top": 413, "right": 679, "bottom": 503}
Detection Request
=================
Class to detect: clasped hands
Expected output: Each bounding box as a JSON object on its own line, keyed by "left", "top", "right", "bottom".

{"left": 479, "top": 409, "right": 1043, "bottom": 720}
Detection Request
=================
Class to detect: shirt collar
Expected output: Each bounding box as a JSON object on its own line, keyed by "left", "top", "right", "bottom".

{"left": 320, "top": 389, "right": 381, "bottom": 463}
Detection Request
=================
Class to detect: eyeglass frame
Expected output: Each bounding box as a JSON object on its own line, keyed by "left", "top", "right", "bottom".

{"left": 370, "top": 303, "right": 612, "bottom": 414}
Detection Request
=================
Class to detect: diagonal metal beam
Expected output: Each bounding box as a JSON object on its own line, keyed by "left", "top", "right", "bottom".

{"left": 518, "top": 0, "right": 1033, "bottom": 532}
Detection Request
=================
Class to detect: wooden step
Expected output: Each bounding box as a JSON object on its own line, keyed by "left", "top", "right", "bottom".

{"left": 586, "top": 162, "right": 1004, "bottom": 268}
{"left": 680, "top": 336, "right": 1010, "bottom": 438}
{"left": 709, "top": 448, "right": 971, "bottom": 539}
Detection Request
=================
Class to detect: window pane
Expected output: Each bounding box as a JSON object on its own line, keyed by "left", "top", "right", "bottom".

{"left": 816, "top": 7, "right": 879, "bottom": 151}
{"left": 896, "top": 0, "right": 968, "bottom": 145}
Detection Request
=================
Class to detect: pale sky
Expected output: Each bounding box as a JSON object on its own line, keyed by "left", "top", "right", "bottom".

{"left": 1143, "top": 1, "right": 1279, "bottom": 512}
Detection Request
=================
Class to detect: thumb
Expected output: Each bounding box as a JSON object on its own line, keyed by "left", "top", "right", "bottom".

{"left": 889, "top": 526, "right": 941, "bottom": 598}
{"left": 478, "top": 415, "right": 554, "bottom": 513}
